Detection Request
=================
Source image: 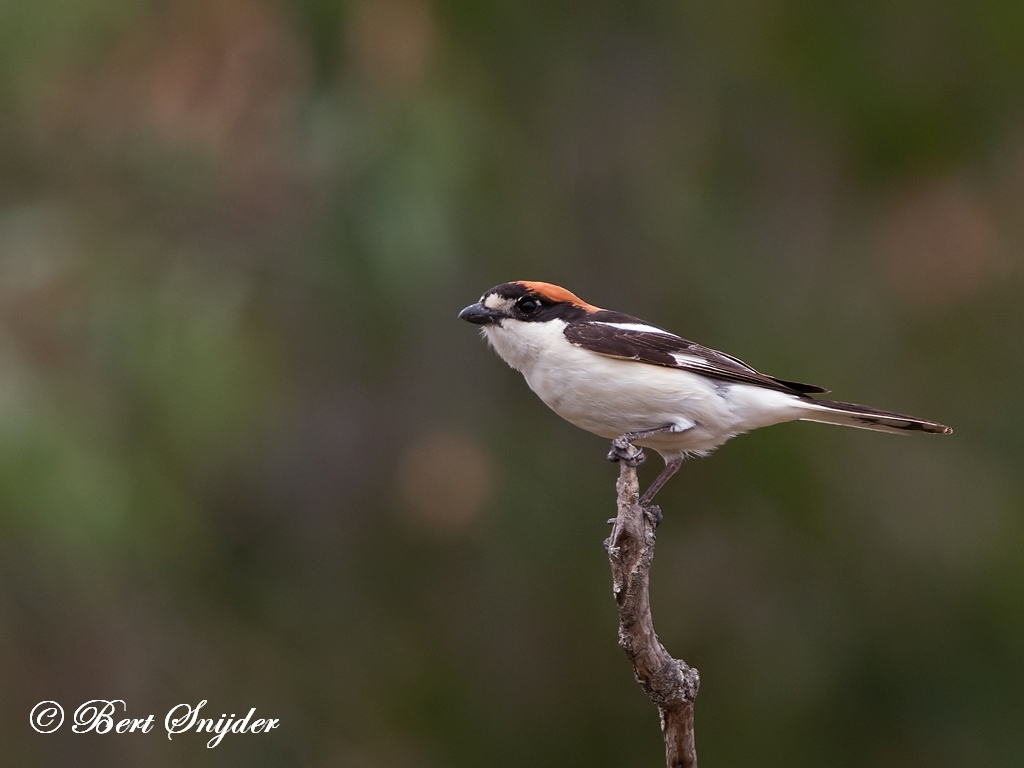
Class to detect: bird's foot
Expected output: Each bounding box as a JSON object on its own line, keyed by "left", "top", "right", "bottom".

{"left": 607, "top": 436, "right": 646, "bottom": 466}
{"left": 642, "top": 504, "right": 663, "bottom": 527}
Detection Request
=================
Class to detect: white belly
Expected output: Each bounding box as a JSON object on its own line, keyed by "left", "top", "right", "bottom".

{"left": 483, "top": 320, "right": 804, "bottom": 458}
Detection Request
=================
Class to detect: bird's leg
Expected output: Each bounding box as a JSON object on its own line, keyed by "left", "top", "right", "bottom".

{"left": 608, "top": 425, "right": 686, "bottom": 515}
{"left": 606, "top": 424, "right": 681, "bottom": 466}
{"left": 639, "top": 456, "right": 683, "bottom": 508}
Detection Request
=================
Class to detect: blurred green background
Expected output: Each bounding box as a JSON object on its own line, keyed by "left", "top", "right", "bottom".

{"left": 1, "top": 0, "right": 1022, "bottom": 765}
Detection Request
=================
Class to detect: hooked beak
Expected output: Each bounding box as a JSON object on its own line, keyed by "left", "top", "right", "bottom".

{"left": 458, "top": 302, "right": 502, "bottom": 325}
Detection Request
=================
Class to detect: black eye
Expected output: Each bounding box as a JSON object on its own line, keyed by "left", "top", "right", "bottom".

{"left": 518, "top": 298, "right": 540, "bottom": 315}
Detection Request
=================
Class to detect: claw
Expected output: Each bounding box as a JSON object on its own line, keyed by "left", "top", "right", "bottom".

{"left": 607, "top": 437, "right": 646, "bottom": 466}
{"left": 643, "top": 504, "right": 663, "bottom": 527}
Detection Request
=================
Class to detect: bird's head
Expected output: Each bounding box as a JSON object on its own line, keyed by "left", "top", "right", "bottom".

{"left": 458, "top": 281, "right": 598, "bottom": 326}
{"left": 458, "top": 281, "right": 601, "bottom": 371}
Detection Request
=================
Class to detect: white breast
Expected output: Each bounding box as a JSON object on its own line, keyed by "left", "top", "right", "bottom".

{"left": 483, "top": 319, "right": 804, "bottom": 457}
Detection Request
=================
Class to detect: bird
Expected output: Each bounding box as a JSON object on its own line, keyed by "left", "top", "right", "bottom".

{"left": 459, "top": 281, "right": 952, "bottom": 507}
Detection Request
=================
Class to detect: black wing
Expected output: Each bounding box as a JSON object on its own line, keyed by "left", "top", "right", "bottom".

{"left": 563, "top": 319, "right": 828, "bottom": 395}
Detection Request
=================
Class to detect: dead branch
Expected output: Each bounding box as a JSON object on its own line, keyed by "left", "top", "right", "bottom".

{"left": 605, "top": 456, "right": 700, "bottom": 768}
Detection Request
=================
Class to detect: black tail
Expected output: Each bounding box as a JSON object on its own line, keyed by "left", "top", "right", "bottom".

{"left": 796, "top": 398, "right": 952, "bottom": 435}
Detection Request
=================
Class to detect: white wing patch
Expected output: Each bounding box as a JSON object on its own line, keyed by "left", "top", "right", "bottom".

{"left": 670, "top": 352, "right": 712, "bottom": 368}
{"left": 595, "top": 322, "right": 677, "bottom": 336}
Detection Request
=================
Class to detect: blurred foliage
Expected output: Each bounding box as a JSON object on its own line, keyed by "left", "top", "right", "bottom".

{"left": 1, "top": 0, "right": 1023, "bottom": 766}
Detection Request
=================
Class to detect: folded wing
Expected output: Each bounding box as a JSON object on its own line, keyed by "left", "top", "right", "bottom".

{"left": 563, "top": 319, "right": 828, "bottom": 395}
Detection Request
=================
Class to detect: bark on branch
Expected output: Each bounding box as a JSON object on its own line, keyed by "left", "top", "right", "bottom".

{"left": 605, "top": 457, "right": 700, "bottom": 768}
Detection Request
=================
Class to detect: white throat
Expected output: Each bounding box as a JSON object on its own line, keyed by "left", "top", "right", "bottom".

{"left": 482, "top": 319, "right": 567, "bottom": 374}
